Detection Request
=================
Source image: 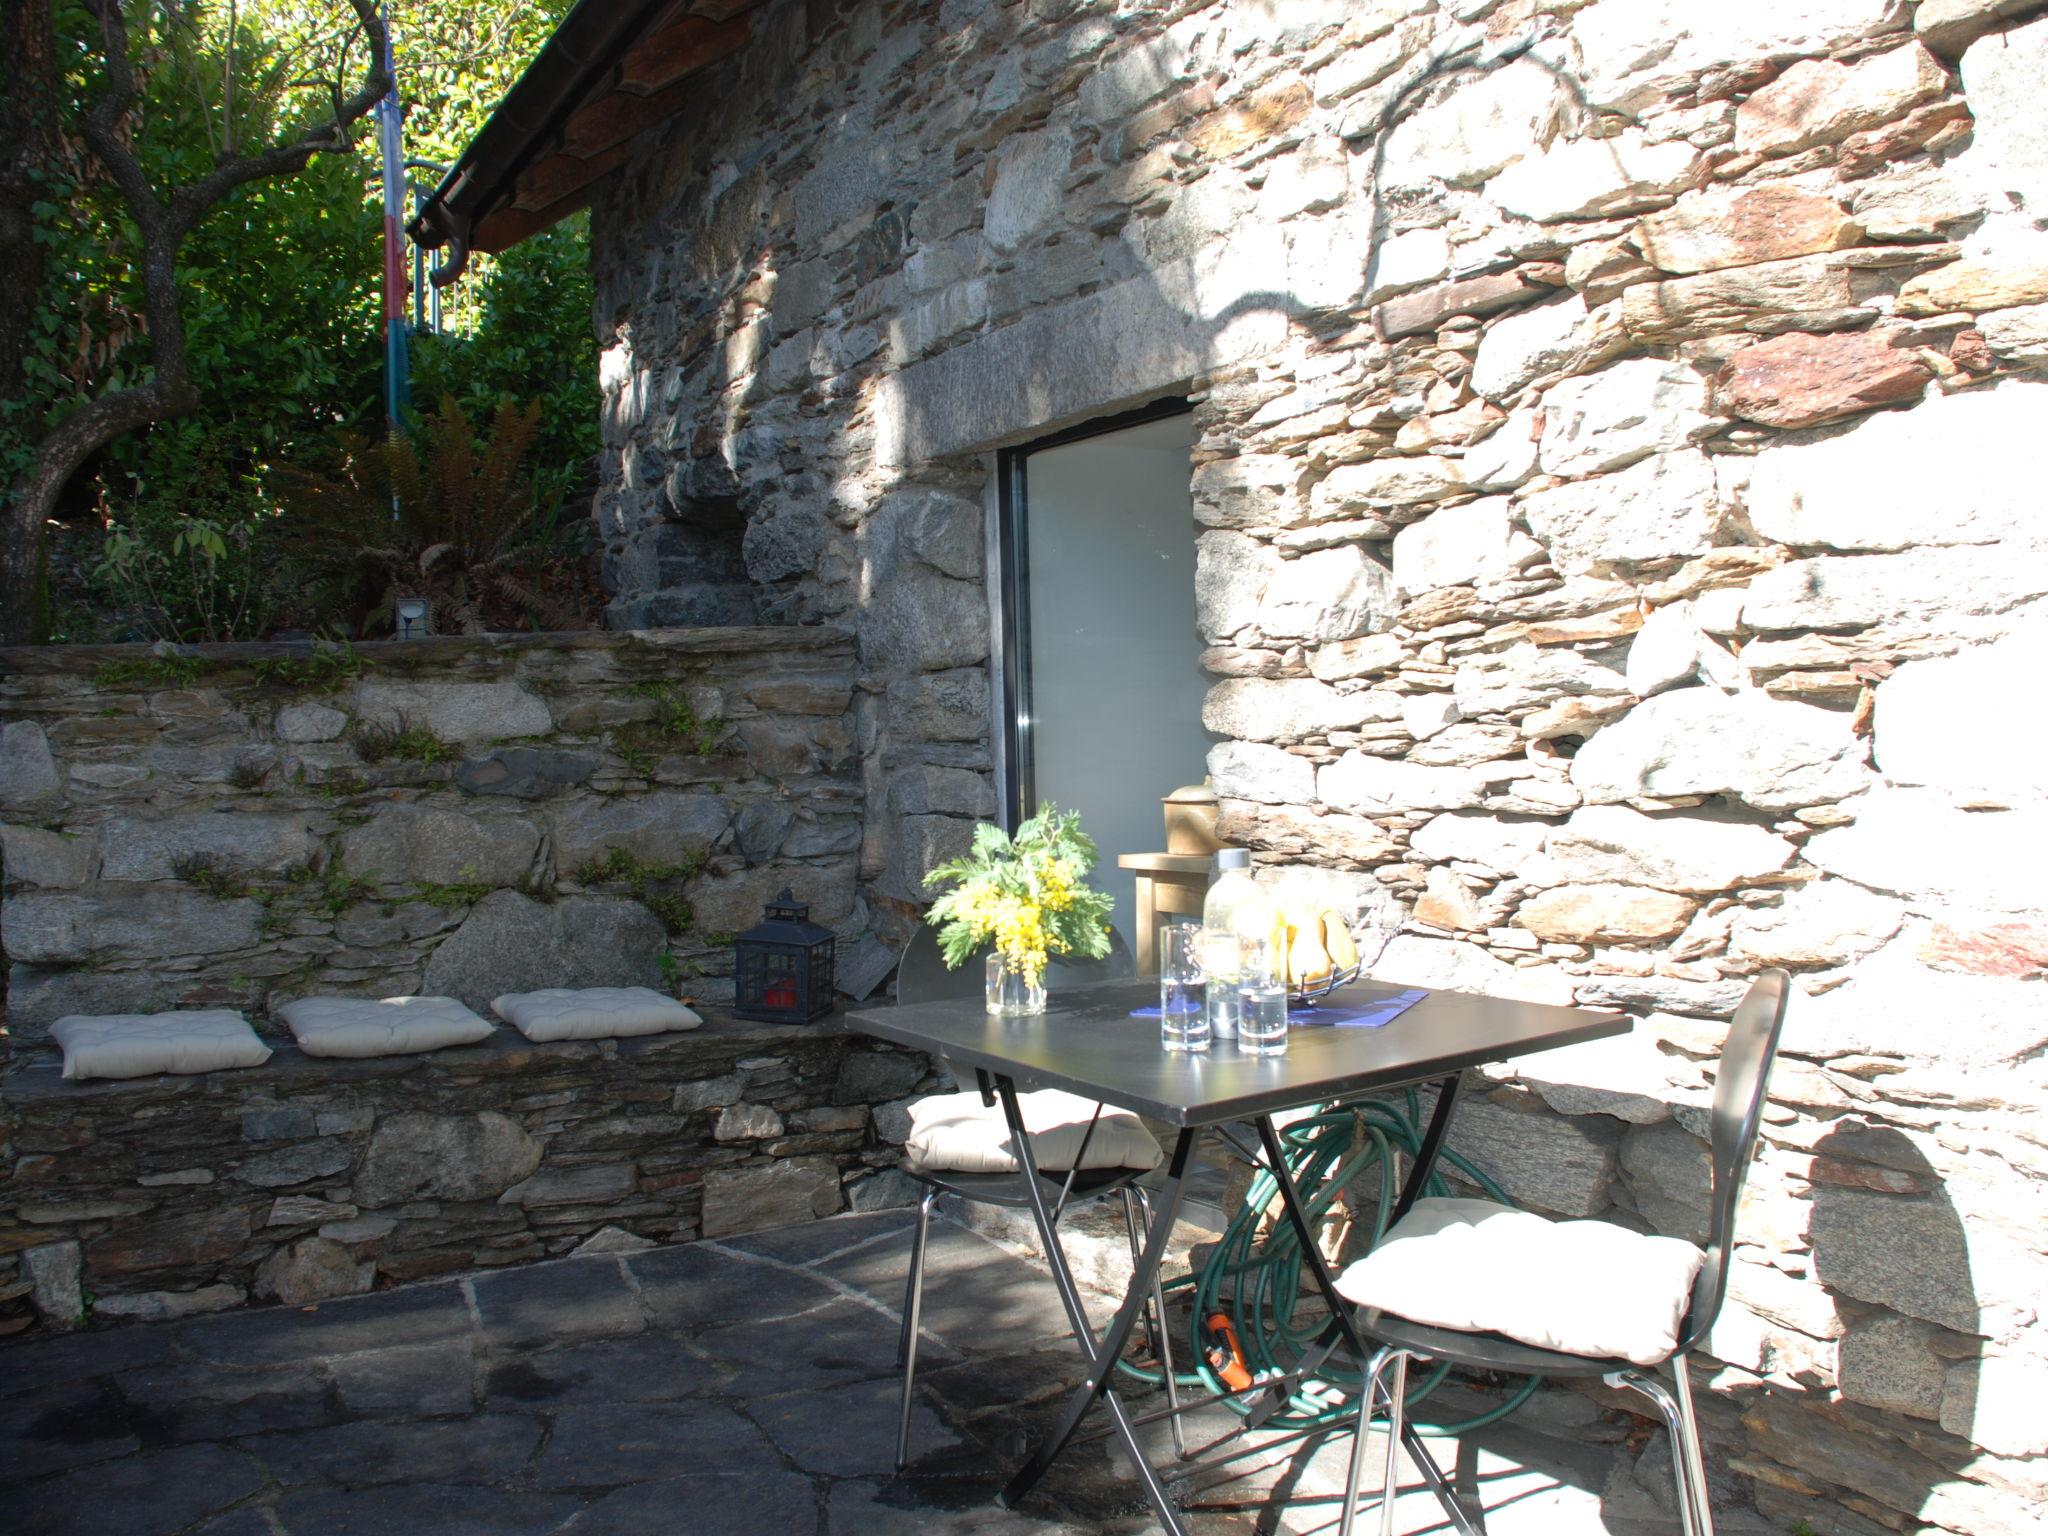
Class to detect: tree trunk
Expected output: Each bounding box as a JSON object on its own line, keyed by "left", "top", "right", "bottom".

{"left": 0, "top": 0, "right": 59, "bottom": 642}
{"left": 0, "top": 0, "right": 389, "bottom": 646}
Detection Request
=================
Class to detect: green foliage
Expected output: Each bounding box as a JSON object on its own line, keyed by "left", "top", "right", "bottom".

{"left": 172, "top": 853, "right": 252, "bottom": 901}
{"left": 18, "top": 0, "right": 594, "bottom": 640}
{"left": 227, "top": 756, "right": 271, "bottom": 790}
{"left": 573, "top": 845, "right": 703, "bottom": 934}
{"left": 249, "top": 644, "right": 365, "bottom": 692}
{"left": 92, "top": 651, "right": 205, "bottom": 691}
{"left": 273, "top": 393, "right": 592, "bottom": 637}
{"left": 416, "top": 878, "right": 491, "bottom": 908}
{"left": 612, "top": 681, "right": 725, "bottom": 775}
{"left": 351, "top": 717, "right": 457, "bottom": 767}
{"left": 410, "top": 217, "right": 599, "bottom": 511}
{"left": 923, "top": 805, "right": 1115, "bottom": 980}
{"left": 312, "top": 862, "right": 373, "bottom": 917}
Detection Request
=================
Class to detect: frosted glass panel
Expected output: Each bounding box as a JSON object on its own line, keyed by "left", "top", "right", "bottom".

{"left": 1022, "top": 412, "right": 1214, "bottom": 953}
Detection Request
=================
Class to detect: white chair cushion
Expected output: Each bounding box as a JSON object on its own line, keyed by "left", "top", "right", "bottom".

{"left": 491, "top": 986, "right": 702, "bottom": 1043}
{"left": 50, "top": 1010, "right": 271, "bottom": 1082}
{"left": 904, "top": 1088, "right": 1162, "bottom": 1176}
{"left": 279, "top": 995, "right": 495, "bottom": 1058}
{"left": 1334, "top": 1197, "right": 1705, "bottom": 1367}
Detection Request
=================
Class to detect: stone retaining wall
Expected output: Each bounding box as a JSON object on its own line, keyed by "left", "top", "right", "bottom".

{"left": 0, "top": 1013, "right": 937, "bottom": 1336}
{"left": 0, "top": 626, "right": 870, "bottom": 1042}
{"left": 587, "top": 2, "right": 2048, "bottom": 1531}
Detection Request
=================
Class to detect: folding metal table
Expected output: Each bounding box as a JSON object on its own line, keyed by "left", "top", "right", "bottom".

{"left": 846, "top": 977, "right": 1631, "bottom": 1535}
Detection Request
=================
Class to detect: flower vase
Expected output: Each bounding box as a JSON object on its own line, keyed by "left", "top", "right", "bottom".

{"left": 984, "top": 954, "right": 1047, "bottom": 1016}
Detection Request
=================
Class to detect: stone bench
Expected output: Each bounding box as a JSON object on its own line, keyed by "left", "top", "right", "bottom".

{"left": 0, "top": 1009, "right": 937, "bottom": 1337}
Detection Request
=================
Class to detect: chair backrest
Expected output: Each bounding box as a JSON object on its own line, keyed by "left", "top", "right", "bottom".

{"left": 894, "top": 926, "right": 1135, "bottom": 1006}
{"left": 1679, "top": 967, "right": 1792, "bottom": 1352}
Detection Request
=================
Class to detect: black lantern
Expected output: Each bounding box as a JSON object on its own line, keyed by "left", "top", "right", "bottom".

{"left": 732, "top": 888, "right": 837, "bottom": 1023}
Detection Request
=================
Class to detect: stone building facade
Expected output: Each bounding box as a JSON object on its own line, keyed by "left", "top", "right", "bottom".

{"left": 576, "top": 1, "right": 2048, "bottom": 1531}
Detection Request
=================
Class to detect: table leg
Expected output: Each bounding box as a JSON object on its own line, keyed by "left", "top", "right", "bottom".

{"left": 1391, "top": 1072, "right": 1463, "bottom": 1223}
{"left": 994, "top": 1076, "right": 1195, "bottom": 1532}
{"left": 1255, "top": 1105, "right": 1482, "bottom": 1536}
{"left": 1135, "top": 875, "right": 1160, "bottom": 976}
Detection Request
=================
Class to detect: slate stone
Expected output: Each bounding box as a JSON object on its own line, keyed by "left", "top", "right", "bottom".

{"left": 550, "top": 791, "right": 730, "bottom": 870}
{"left": 752, "top": 1375, "right": 970, "bottom": 1478}
{"left": 733, "top": 799, "right": 794, "bottom": 863}
{"left": 0, "top": 719, "right": 62, "bottom": 809}
{"left": 0, "top": 1443, "right": 263, "bottom": 1536}
{"left": 628, "top": 1243, "right": 841, "bottom": 1326}
{"left": 330, "top": 1339, "right": 477, "bottom": 1417}
{"left": 353, "top": 1111, "right": 541, "bottom": 1207}
{"left": 723, "top": 1209, "right": 914, "bottom": 1265}
{"left": 275, "top": 1484, "right": 582, "bottom": 1536}
{"left": 827, "top": 1476, "right": 1088, "bottom": 1534}
{"left": 115, "top": 1358, "right": 339, "bottom": 1443}
{"left": 176, "top": 1281, "right": 471, "bottom": 1367}
{"left": 244, "top": 1413, "right": 542, "bottom": 1487}
{"left": 455, "top": 746, "right": 598, "bottom": 799}
{"left": 0, "top": 1381, "right": 140, "bottom": 1483}
{"left": 86, "top": 1205, "right": 254, "bottom": 1278}
{"left": 98, "top": 811, "right": 313, "bottom": 882}
{"left": 352, "top": 678, "right": 552, "bottom": 744}
{"left": 483, "top": 1334, "right": 724, "bottom": 1407}
{"left": 579, "top": 1473, "right": 820, "bottom": 1536}
{"left": 699, "top": 1154, "right": 844, "bottom": 1238}
{"left": 3, "top": 888, "right": 263, "bottom": 966}
{"left": 820, "top": 1224, "right": 1074, "bottom": 1358}
{"left": 338, "top": 803, "right": 540, "bottom": 889}
{"left": 531, "top": 1400, "right": 782, "bottom": 1490}
{"left": 470, "top": 1256, "right": 647, "bottom": 1348}
{"left": 694, "top": 1297, "right": 959, "bottom": 1399}
{"left": 233, "top": 1139, "right": 354, "bottom": 1188}
{"left": 421, "top": 891, "right": 666, "bottom": 1010}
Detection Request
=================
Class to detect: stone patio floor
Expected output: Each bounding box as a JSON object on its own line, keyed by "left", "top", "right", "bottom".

{"left": 0, "top": 1205, "right": 1779, "bottom": 1535}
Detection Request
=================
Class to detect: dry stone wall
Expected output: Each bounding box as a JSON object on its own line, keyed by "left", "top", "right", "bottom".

{"left": 0, "top": 627, "right": 867, "bottom": 1040}
{"left": 589, "top": 1, "right": 2048, "bottom": 1529}
{"left": 0, "top": 1016, "right": 937, "bottom": 1336}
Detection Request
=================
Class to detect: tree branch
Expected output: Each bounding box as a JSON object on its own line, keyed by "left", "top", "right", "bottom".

{"left": 170, "top": 0, "right": 389, "bottom": 236}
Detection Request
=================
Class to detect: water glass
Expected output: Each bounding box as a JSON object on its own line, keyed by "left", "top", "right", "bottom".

{"left": 1200, "top": 927, "right": 1243, "bottom": 1040}
{"left": 1237, "top": 938, "right": 1289, "bottom": 1056}
{"left": 1158, "top": 922, "right": 1209, "bottom": 1052}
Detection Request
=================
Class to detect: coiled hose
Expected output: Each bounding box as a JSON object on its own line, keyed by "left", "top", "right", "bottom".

{"left": 1118, "top": 1089, "right": 1541, "bottom": 1436}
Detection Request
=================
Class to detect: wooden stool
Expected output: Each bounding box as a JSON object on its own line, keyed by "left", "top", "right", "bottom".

{"left": 1116, "top": 852, "right": 1212, "bottom": 974}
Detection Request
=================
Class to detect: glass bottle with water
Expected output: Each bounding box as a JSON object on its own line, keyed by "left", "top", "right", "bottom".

{"left": 1202, "top": 849, "right": 1278, "bottom": 1043}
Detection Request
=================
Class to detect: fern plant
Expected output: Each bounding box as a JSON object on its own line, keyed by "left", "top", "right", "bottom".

{"left": 272, "top": 395, "right": 592, "bottom": 637}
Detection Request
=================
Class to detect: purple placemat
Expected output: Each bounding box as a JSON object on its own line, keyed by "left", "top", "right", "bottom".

{"left": 1130, "top": 987, "right": 1428, "bottom": 1030}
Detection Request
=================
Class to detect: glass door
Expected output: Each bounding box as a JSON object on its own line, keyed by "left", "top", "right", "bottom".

{"left": 996, "top": 403, "right": 1216, "bottom": 953}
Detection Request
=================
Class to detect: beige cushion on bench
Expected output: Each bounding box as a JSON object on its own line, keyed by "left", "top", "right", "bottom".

{"left": 904, "top": 1088, "right": 1162, "bottom": 1176}
{"left": 1333, "top": 1196, "right": 1705, "bottom": 1367}
{"left": 491, "top": 986, "right": 701, "bottom": 1043}
{"left": 278, "top": 995, "right": 495, "bottom": 1059}
{"left": 51, "top": 1010, "right": 271, "bottom": 1082}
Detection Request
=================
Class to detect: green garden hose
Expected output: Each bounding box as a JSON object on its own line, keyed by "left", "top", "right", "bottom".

{"left": 1118, "top": 1089, "right": 1542, "bottom": 1438}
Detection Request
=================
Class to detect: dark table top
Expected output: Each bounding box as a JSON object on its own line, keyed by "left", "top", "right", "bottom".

{"left": 846, "top": 979, "right": 1630, "bottom": 1127}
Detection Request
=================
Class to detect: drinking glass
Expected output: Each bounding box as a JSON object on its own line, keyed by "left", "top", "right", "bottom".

{"left": 1237, "top": 936, "right": 1289, "bottom": 1056}
{"left": 1200, "top": 927, "right": 1243, "bottom": 1041}
{"left": 1158, "top": 922, "right": 1209, "bottom": 1053}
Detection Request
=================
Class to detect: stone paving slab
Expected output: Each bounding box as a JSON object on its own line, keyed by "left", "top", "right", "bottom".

{"left": 0, "top": 1209, "right": 1757, "bottom": 1535}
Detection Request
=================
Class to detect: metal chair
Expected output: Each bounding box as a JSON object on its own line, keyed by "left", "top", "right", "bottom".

{"left": 1335, "top": 969, "right": 1793, "bottom": 1536}
{"left": 891, "top": 927, "right": 1176, "bottom": 1470}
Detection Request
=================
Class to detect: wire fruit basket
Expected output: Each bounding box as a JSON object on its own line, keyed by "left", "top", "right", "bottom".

{"left": 1288, "top": 963, "right": 1361, "bottom": 1006}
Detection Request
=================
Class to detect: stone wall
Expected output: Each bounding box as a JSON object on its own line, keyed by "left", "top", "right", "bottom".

{"left": 587, "top": 2, "right": 2048, "bottom": 1531}
{"left": 0, "top": 1014, "right": 937, "bottom": 1335}
{"left": 0, "top": 626, "right": 872, "bottom": 1041}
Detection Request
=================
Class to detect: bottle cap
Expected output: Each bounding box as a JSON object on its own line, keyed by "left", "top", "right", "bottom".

{"left": 1214, "top": 848, "right": 1250, "bottom": 871}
